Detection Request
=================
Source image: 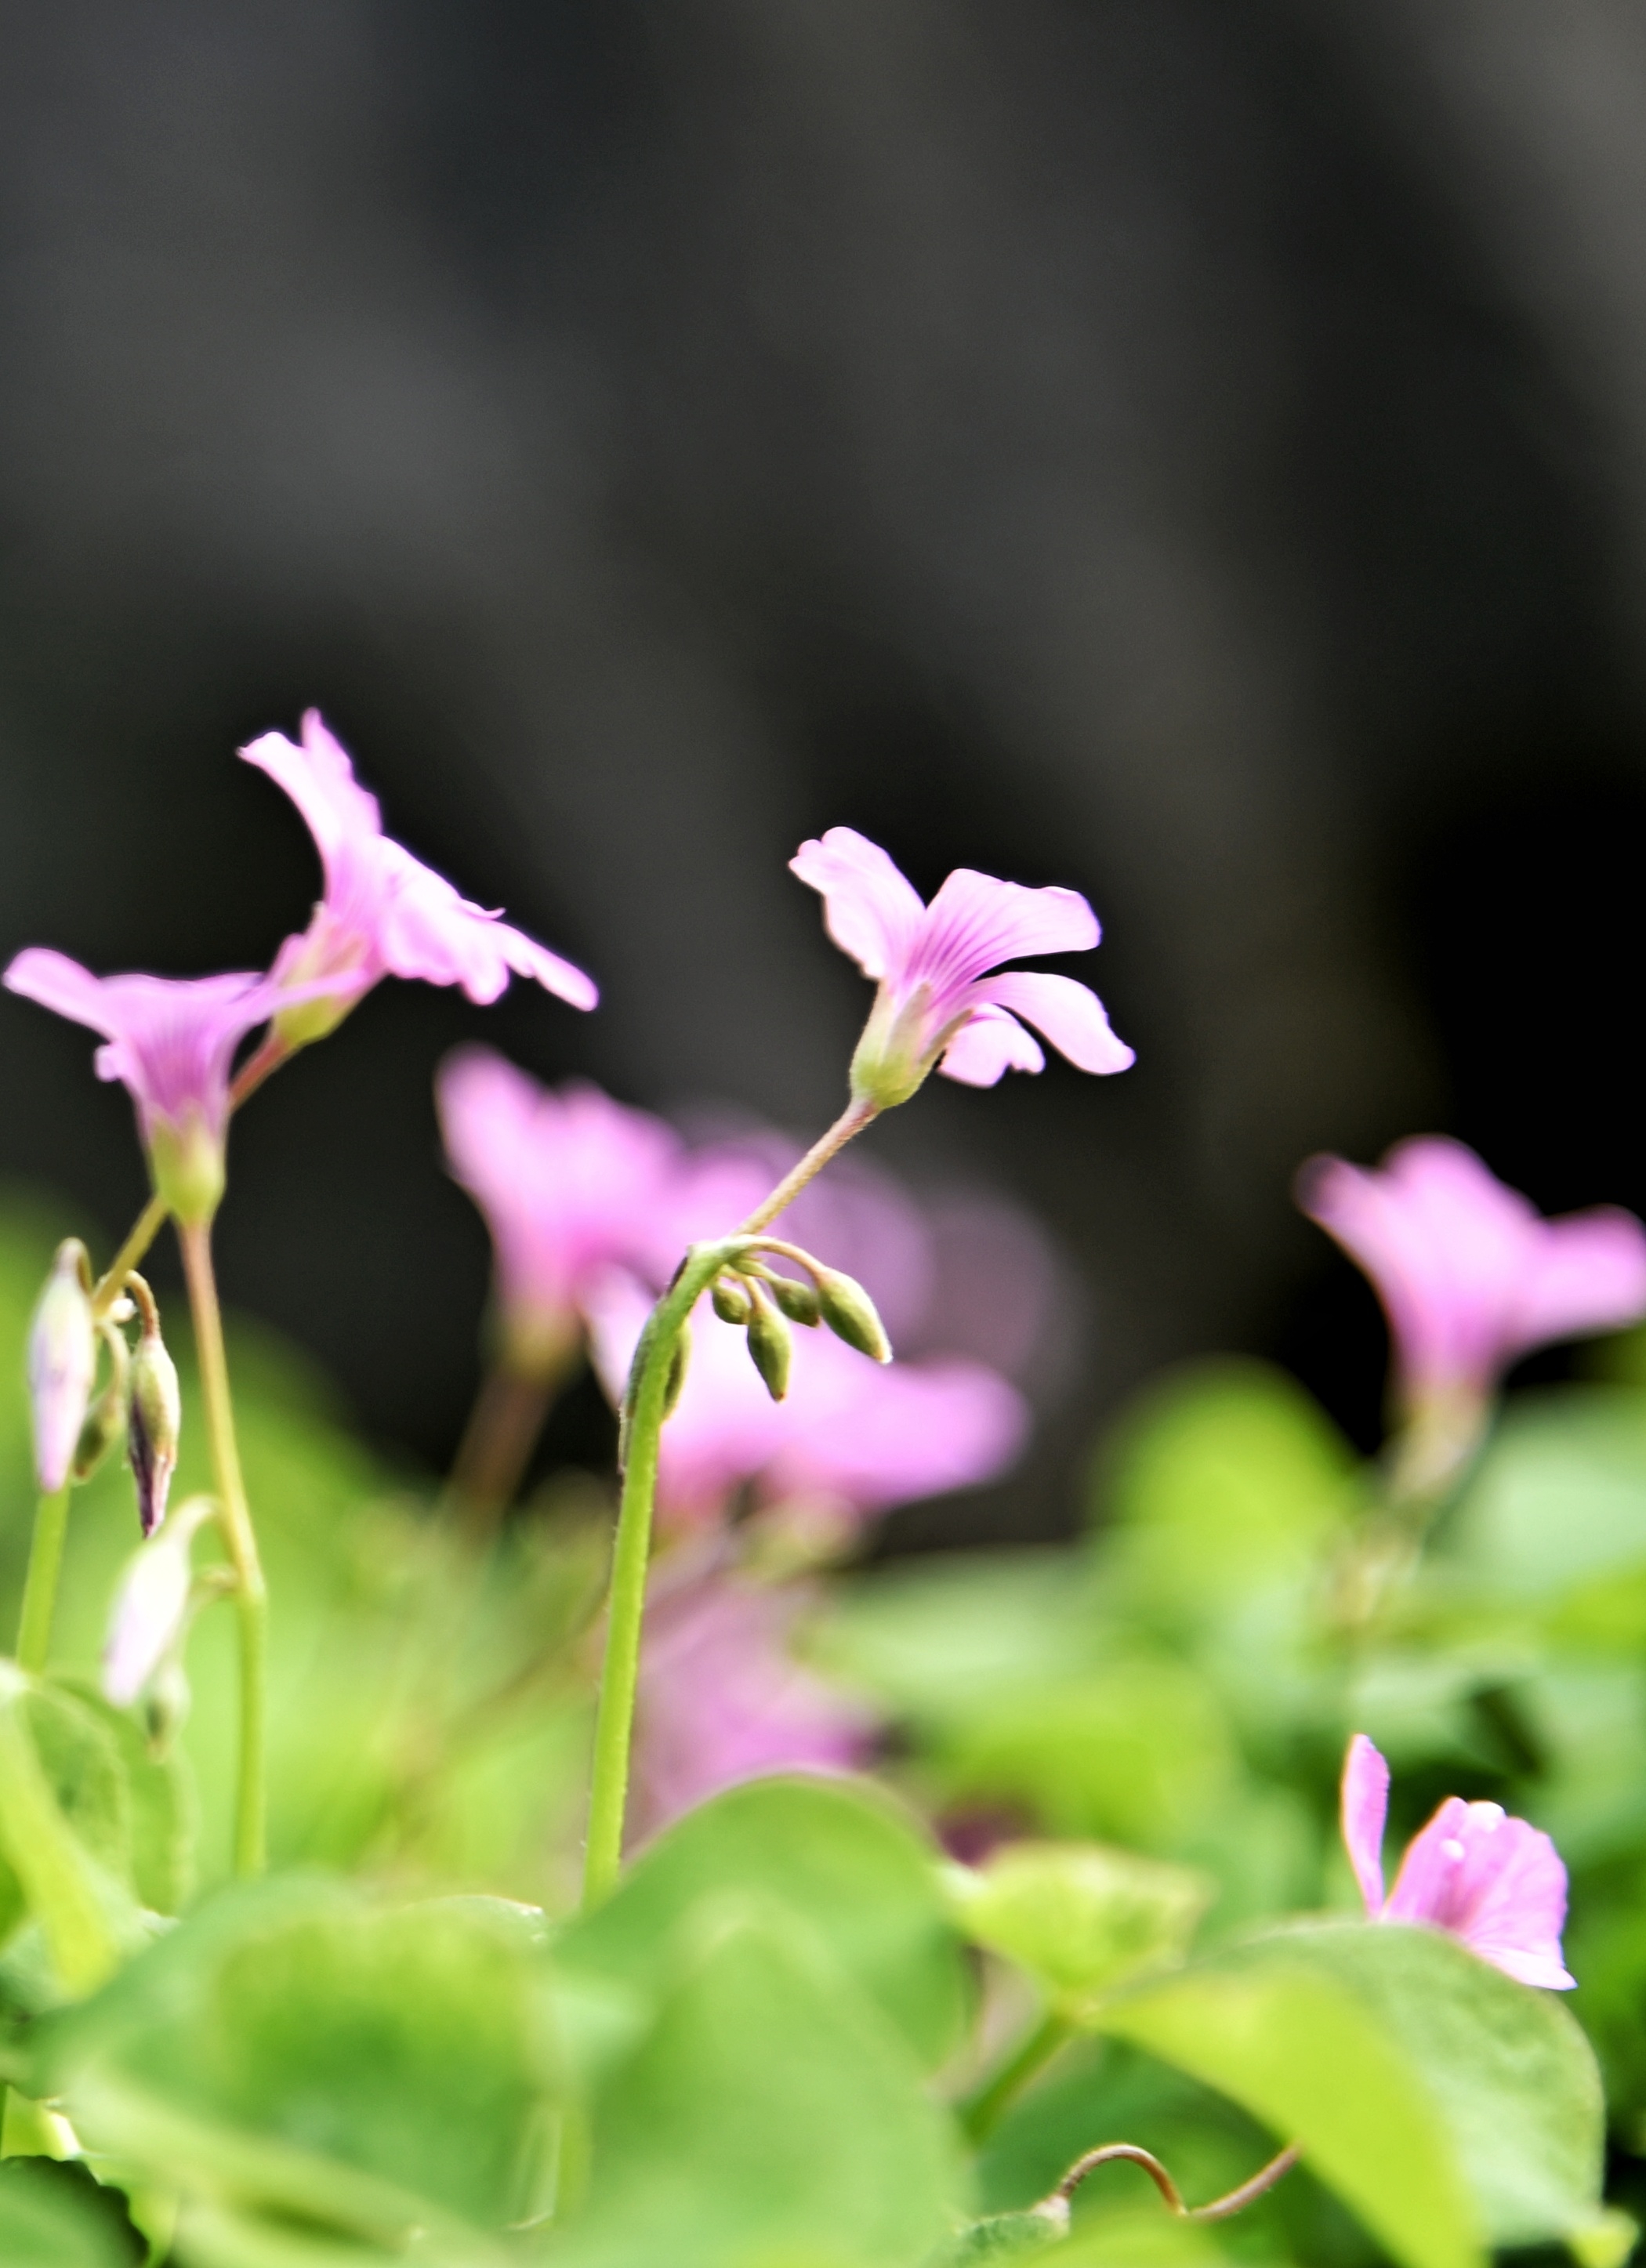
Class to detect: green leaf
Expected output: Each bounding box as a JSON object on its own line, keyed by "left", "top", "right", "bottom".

{"left": 557, "top": 1775, "right": 970, "bottom": 2069}
{"left": 0, "top": 1668, "right": 126, "bottom": 1994}
{"left": 34, "top": 1876, "right": 556, "bottom": 2253}
{"left": 1098, "top": 1921, "right": 1609, "bottom": 2268}
{"left": 49, "top": 1679, "right": 196, "bottom": 1915}
{"left": 943, "top": 2205, "right": 1068, "bottom": 2262}
{"left": 947, "top": 1843, "right": 1213, "bottom": 2012}
{"left": 1094, "top": 1360, "right": 1357, "bottom": 1626}
{"left": 553, "top": 1909, "right": 956, "bottom": 2268}
{"left": 1097, "top": 1941, "right": 1479, "bottom": 2268}
{"left": 0, "top": 2159, "right": 140, "bottom": 2266}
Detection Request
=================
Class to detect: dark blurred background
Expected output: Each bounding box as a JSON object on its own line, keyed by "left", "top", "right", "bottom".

{"left": 5, "top": 1, "right": 1646, "bottom": 1538}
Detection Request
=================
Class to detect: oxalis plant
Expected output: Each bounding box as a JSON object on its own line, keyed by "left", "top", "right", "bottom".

{"left": 0, "top": 712, "right": 1640, "bottom": 2268}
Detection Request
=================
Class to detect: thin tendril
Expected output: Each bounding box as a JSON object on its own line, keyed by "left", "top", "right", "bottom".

{"left": 1054, "top": 2139, "right": 1300, "bottom": 2223}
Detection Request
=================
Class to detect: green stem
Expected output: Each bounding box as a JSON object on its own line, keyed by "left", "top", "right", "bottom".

{"left": 15, "top": 1489, "right": 71, "bottom": 1674}
{"left": 581, "top": 1244, "right": 731, "bottom": 1910}
{"left": 92, "top": 1193, "right": 169, "bottom": 1318}
{"left": 177, "top": 1218, "right": 266, "bottom": 1878}
{"left": 738, "top": 1098, "right": 879, "bottom": 1234}
{"left": 961, "top": 2010, "right": 1073, "bottom": 2144}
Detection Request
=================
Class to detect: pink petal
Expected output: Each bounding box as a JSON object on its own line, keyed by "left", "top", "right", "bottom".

{"left": 1340, "top": 1734, "right": 1390, "bottom": 1916}
{"left": 770, "top": 1345, "right": 1029, "bottom": 1513}
{"left": 1507, "top": 1208, "right": 1646, "bottom": 1358}
{"left": 492, "top": 922, "right": 600, "bottom": 1011}
{"left": 1386, "top": 1797, "right": 1573, "bottom": 1989}
{"left": 789, "top": 828, "right": 927, "bottom": 981}
{"left": 938, "top": 1005, "right": 1045, "bottom": 1087}
{"left": 972, "top": 971, "right": 1135, "bottom": 1075}
{"left": 3, "top": 947, "right": 120, "bottom": 1037}
{"left": 909, "top": 868, "right": 1099, "bottom": 1002}
{"left": 238, "top": 712, "right": 384, "bottom": 882}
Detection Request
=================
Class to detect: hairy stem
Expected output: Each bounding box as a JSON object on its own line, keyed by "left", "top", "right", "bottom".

{"left": 14, "top": 1489, "right": 71, "bottom": 1675}
{"left": 582, "top": 1245, "right": 727, "bottom": 1909}
{"left": 738, "top": 1097, "right": 879, "bottom": 1235}
{"left": 92, "top": 1194, "right": 169, "bottom": 1318}
{"left": 960, "top": 2010, "right": 1073, "bottom": 2143}
{"left": 178, "top": 1219, "right": 266, "bottom": 1877}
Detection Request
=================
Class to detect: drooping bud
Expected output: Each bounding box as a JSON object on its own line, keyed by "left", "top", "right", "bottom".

{"left": 763, "top": 1272, "right": 821, "bottom": 1328}
{"left": 711, "top": 1277, "right": 753, "bottom": 1326}
{"left": 813, "top": 1266, "right": 893, "bottom": 1364}
{"left": 126, "top": 1277, "right": 182, "bottom": 1537}
{"left": 27, "top": 1240, "right": 97, "bottom": 1494}
{"left": 745, "top": 1285, "right": 792, "bottom": 1402}
{"left": 71, "top": 1321, "right": 132, "bottom": 1484}
{"left": 103, "top": 1497, "right": 213, "bottom": 1709}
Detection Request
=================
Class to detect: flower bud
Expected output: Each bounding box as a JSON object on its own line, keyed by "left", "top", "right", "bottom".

{"left": 813, "top": 1266, "right": 893, "bottom": 1364}
{"left": 712, "top": 1278, "right": 753, "bottom": 1326}
{"left": 745, "top": 1287, "right": 792, "bottom": 1402}
{"left": 71, "top": 1322, "right": 132, "bottom": 1484}
{"left": 27, "top": 1240, "right": 97, "bottom": 1494}
{"left": 763, "top": 1272, "right": 821, "bottom": 1328}
{"left": 128, "top": 1295, "right": 182, "bottom": 1538}
{"left": 102, "top": 1497, "right": 214, "bottom": 1709}
{"left": 662, "top": 1326, "right": 691, "bottom": 1418}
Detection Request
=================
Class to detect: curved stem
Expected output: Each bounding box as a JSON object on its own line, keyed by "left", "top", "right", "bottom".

{"left": 177, "top": 1218, "right": 266, "bottom": 1878}
{"left": 15, "top": 1489, "right": 71, "bottom": 1674}
{"left": 1056, "top": 2139, "right": 1300, "bottom": 2222}
{"left": 961, "top": 2011, "right": 1073, "bottom": 2143}
{"left": 738, "top": 1099, "right": 879, "bottom": 1235}
{"left": 581, "top": 1244, "right": 731, "bottom": 1909}
{"left": 92, "top": 1194, "right": 169, "bottom": 1318}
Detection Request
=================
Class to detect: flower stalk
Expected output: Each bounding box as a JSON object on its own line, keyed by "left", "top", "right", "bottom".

{"left": 176, "top": 1219, "right": 266, "bottom": 1878}
{"left": 14, "top": 1487, "right": 71, "bottom": 1676}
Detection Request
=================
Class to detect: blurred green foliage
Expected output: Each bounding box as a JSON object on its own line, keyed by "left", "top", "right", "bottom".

{"left": 3, "top": 1191, "right": 1644, "bottom": 2266}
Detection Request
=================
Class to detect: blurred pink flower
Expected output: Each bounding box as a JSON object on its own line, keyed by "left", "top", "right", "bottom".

{"left": 790, "top": 827, "right": 1133, "bottom": 1105}
{"left": 1340, "top": 1733, "right": 1573, "bottom": 1990}
{"left": 2, "top": 949, "right": 321, "bottom": 1219}
{"left": 241, "top": 711, "right": 596, "bottom": 1042}
{"left": 437, "top": 1046, "right": 680, "bottom": 1371}
{"left": 587, "top": 1270, "right": 1029, "bottom": 1531}
{"left": 1297, "top": 1136, "right": 1646, "bottom": 1411}
{"left": 633, "top": 1575, "right": 876, "bottom": 1837}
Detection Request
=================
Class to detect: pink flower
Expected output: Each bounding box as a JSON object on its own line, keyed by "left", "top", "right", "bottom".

{"left": 241, "top": 711, "right": 596, "bottom": 1044}
{"left": 1297, "top": 1136, "right": 1646, "bottom": 1413}
{"left": 1340, "top": 1733, "right": 1573, "bottom": 1990}
{"left": 790, "top": 828, "right": 1133, "bottom": 1105}
{"left": 633, "top": 1575, "right": 876, "bottom": 1838}
{"left": 2, "top": 950, "right": 325, "bottom": 1220}
{"left": 587, "top": 1271, "right": 1028, "bottom": 1531}
{"left": 437, "top": 1047, "right": 681, "bottom": 1373}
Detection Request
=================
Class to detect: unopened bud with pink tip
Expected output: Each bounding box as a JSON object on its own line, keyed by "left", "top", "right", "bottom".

{"left": 27, "top": 1240, "right": 96, "bottom": 1494}
{"left": 103, "top": 1497, "right": 215, "bottom": 1709}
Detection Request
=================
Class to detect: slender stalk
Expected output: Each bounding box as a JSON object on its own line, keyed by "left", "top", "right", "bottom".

{"left": 229, "top": 1031, "right": 293, "bottom": 1111}
{"left": 177, "top": 1219, "right": 266, "bottom": 1877}
{"left": 961, "top": 2010, "right": 1072, "bottom": 2143}
{"left": 738, "top": 1097, "right": 879, "bottom": 1234}
{"left": 15, "top": 1489, "right": 71, "bottom": 1674}
{"left": 581, "top": 1245, "right": 728, "bottom": 1908}
{"left": 1055, "top": 2139, "right": 1300, "bottom": 2222}
{"left": 92, "top": 1194, "right": 169, "bottom": 1317}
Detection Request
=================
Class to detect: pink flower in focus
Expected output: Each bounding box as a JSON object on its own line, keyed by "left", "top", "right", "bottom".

{"left": 437, "top": 1046, "right": 681, "bottom": 1373}
{"left": 633, "top": 1575, "right": 876, "bottom": 1838}
{"left": 586, "top": 1272, "right": 1028, "bottom": 1531}
{"left": 1340, "top": 1733, "right": 1573, "bottom": 1990}
{"left": 790, "top": 828, "right": 1133, "bottom": 1105}
{"left": 2, "top": 950, "right": 328, "bottom": 1220}
{"left": 1297, "top": 1136, "right": 1646, "bottom": 1413}
{"left": 241, "top": 711, "right": 596, "bottom": 1043}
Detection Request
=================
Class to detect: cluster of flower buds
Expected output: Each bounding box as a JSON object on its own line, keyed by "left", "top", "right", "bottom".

{"left": 705, "top": 1237, "right": 893, "bottom": 1405}
{"left": 25, "top": 1242, "right": 182, "bottom": 1537}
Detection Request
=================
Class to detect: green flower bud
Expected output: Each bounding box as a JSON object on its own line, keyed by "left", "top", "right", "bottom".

{"left": 763, "top": 1272, "right": 821, "bottom": 1328}
{"left": 128, "top": 1288, "right": 182, "bottom": 1538}
{"left": 745, "top": 1287, "right": 792, "bottom": 1402}
{"left": 712, "top": 1277, "right": 753, "bottom": 1326}
{"left": 814, "top": 1266, "right": 893, "bottom": 1364}
{"left": 662, "top": 1326, "right": 691, "bottom": 1418}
